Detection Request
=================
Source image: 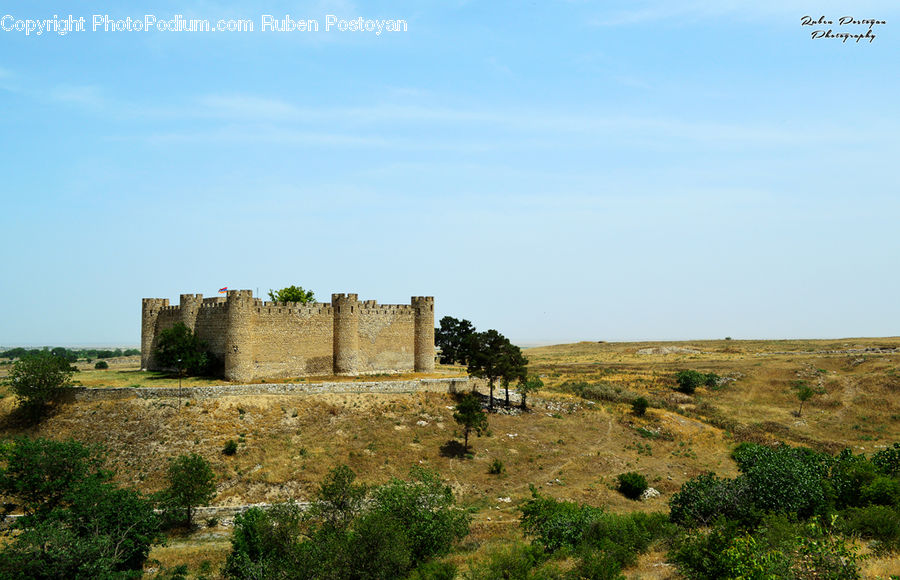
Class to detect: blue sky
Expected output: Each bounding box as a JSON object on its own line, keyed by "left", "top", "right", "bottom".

{"left": 1, "top": 1, "right": 898, "bottom": 346}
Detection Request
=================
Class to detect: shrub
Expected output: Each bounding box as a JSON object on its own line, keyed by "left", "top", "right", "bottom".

{"left": 674, "top": 370, "right": 705, "bottom": 394}
{"left": 669, "top": 472, "right": 756, "bottom": 527}
{"left": 794, "top": 521, "right": 861, "bottom": 579}
{"left": 861, "top": 476, "right": 900, "bottom": 507}
{"left": 223, "top": 440, "right": 238, "bottom": 456}
{"left": 223, "top": 503, "right": 306, "bottom": 579}
{"left": 569, "top": 547, "right": 626, "bottom": 580}
{"left": 740, "top": 445, "right": 828, "bottom": 518}
{"left": 873, "top": 443, "right": 900, "bottom": 476}
{"left": 461, "top": 541, "right": 552, "bottom": 580}
{"left": 825, "top": 448, "right": 878, "bottom": 509}
{"left": 94, "top": 360, "right": 109, "bottom": 369}
{"left": 671, "top": 516, "right": 861, "bottom": 580}
{"left": 582, "top": 511, "right": 674, "bottom": 568}
{"left": 4, "top": 351, "right": 77, "bottom": 416}
{"left": 617, "top": 472, "right": 648, "bottom": 501}
{"left": 488, "top": 458, "right": 505, "bottom": 475}
{"left": 224, "top": 467, "right": 468, "bottom": 580}
{"left": 407, "top": 561, "right": 457, "bottom": 580}
{"left": 562, "top": 381, "right": 640, "bottom": 405}
{"left": 519, "top": 488, "right": 604, "bottom": 552}
{"left": 719, "top": 532, "right": 793, "bottom": 579}
{"left": 631, "top": 397, "right": 649, "bottom": 416}
{"left": 839, "top": 505, "right": 900, "bottom": 552}
{"left": 670, "top": 519, "right": 743, "bottom": 580}
{"left": 370, "top": 466, "right": 471, "bottom": 566}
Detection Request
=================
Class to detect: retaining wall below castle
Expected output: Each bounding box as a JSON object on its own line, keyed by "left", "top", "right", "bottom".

{"left": 71, "top": 377, "right": 469, "bottom": 402}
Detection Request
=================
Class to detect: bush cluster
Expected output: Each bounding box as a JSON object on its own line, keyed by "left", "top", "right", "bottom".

{"left": 223, "top": 465, "right": 470, "bottom": 579}
{"left": 517, "top": 488, "right": 674, "bottom": 578}
{"left": 631, "top": 396, "right": 649, "bottom": 416}
{"left": 673, "top": 370, "right": 719, "bottom": 395}
{"left": 617, "top": 472, "right": 648, "bottom": 500}
{"left": 668, "top": 442, "right": 900, "bottom": 578}
{"left": 0, "top": 438, "right": 162, "bottom": 577}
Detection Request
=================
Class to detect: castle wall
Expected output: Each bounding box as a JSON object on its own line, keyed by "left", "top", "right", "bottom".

{"left": 358, "top": 305, "right": 416, "bottom": 373}
{"left": 141, "top": 290, "right": 435, "bottom": 381}
{"left": 194, "top": 302, "right": 229, "bottom": 360}
{"left": 250, "top": 303, "right": 334, "bottom": 378}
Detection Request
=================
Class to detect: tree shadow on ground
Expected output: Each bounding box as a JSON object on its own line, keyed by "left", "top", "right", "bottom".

{"left": 439, "top": 440, "right": 468, "bottom": 458}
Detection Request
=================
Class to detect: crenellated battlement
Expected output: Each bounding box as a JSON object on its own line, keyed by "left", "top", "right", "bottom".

{"left": 141, "top": 290, "right": 435, "bottom": 381}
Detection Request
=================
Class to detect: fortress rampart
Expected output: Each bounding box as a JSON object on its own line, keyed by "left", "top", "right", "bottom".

{"left": 142, "top": 290, "right": 435, "bottom": 382}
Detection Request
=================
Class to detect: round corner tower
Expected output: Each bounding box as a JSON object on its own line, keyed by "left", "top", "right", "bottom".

{"left": 332, "top": 293, "right": 360, "bottom": 376}
{"left": 224, "top": 290, "right": 255, "bottom": 382}
{"left": 141, "top": 297, "right": 169, "bottom": 370}
{"left": 412, "top": 296, "right": 435, "bottom": 372}
{"left": 179, "top": 293, "right": 203, "bottom": 331}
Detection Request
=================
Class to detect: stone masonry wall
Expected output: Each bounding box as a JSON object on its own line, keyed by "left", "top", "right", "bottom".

{"left": 72, "top": 377, "right": 468, "bottom": 402}
{"left": 250, "top": 305, "right": 333, "bottom": 378}
{"left": 358, "top": 305, "right": 416, "bottom": 373}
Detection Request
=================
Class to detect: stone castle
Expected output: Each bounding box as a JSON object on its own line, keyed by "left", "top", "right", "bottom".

{"left": 141, "top": 290, "right": 435, "bottom": 382}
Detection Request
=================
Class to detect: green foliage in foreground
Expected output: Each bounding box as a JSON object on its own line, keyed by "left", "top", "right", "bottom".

{"left": 670, "top": 515, "right": 862, "bottom": 580}
{"left": 223, "top": 465, "right": 470, "bottom": 580}
{"left": 4, "top": 351, "right": 77, "bottom": 415}
{"left": 667, "top": 441, "right": 900, "bottom": 578}
{"left": 0, "top": 438, "right": 161, "bottom": 579}
{"left": 518, "top": 488, "right": 674, "bottom": 578}
{"left": 158, "top": 453, "right": 216, "bottom": 527}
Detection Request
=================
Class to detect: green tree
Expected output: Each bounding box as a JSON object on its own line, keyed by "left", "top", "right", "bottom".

{"left": 313, "top": 464, "right": 367, "bottom": 530}
{"left": 268, "top": 285, "right": 315, "bottom": 303}
{"left": 0, "top": 438, "right": 161, "bottom": 578}
{"left": 498, "top": 341, "right": 529, "bottom": 408}
{"left": 434, "top": 316, "right": 476, "bottom": 365}
{"left": 4, "top": 351, "right": 77, "bottom": 415}
{"left": 154, "top": 322, "right": 209, "bottom": 376}
{"left": 370, "top": 466, "right": 471, "bottom": 565}
{"left": 518, "top": 376, "right": 543, "bottom": 410}
{"left": 632, "top": 396, "right": 649, "bottom": 417}
{"left": 161, "top": 453, "right": 216, "bottom": 527}
{"left": 467, "top": 329, "right": 515, "bottom": 410}
{"left": 452, "top": 393, "right": 488, "bottom": 453}
{"left": 794, "top": 381, "right": 819, "bottom": 416}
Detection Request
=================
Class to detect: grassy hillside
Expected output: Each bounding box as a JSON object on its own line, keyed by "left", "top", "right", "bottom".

{"left": 1, "top": 337, "right": 898, "bottom": 577}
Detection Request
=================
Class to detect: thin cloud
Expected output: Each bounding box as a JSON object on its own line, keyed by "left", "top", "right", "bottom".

{"left": 49, "top": 85, "right": 107, "bottom": 109}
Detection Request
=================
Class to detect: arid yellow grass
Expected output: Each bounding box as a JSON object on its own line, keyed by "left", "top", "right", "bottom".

{"left": 0, "top": 337, "right": 897, "bottom": 577}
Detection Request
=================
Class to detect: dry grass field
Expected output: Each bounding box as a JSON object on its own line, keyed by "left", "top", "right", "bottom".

{"left": 1, "top": 337, "right": 898, "bottom": 577}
